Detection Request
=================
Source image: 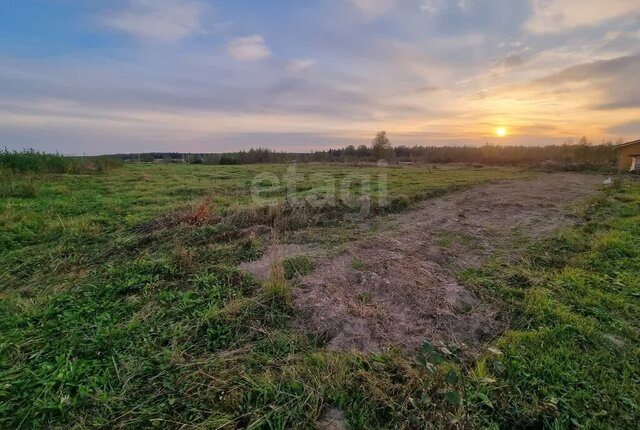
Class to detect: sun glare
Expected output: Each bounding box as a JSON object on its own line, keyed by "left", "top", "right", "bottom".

{"left": 496, "top": 127, "right": 507, "bottom": 137}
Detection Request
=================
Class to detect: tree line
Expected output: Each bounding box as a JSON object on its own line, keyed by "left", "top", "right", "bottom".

{"left": 114, "top": 133, "right": 619, "bottom": 169}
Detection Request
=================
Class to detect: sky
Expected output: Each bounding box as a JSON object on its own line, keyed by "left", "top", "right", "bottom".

{"left": 1, "top": 0, "right": 640, "bottom": 155}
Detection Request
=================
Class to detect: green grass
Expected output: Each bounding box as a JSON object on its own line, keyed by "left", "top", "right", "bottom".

{"left": 351, "top": 258, "right": 365, "bottom": 270}
{"left": 460, "top": 179, "right": 640, "bottom": 429}
{"left": 1, "top": 163, "right": 638, "bottom": 428}
{"left": 283, "top": 256, "right": 315, "bottom": 280}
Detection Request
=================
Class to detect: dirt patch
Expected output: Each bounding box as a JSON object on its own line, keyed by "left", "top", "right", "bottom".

{"left": 295, "top": 173, "right": 604, "bottom": 353}
{"left": 317, "top": 407, "right": 348, "bottom": 430}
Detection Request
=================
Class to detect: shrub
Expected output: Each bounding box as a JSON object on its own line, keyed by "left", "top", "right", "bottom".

{"left": 0, "top": 149, "right": 70, "bottom": 173}
{"left": 385, "top": 195, "right": 410, "bottom": 213}
{"left": 0, "top": 149, "right": 122, "bottom": 174}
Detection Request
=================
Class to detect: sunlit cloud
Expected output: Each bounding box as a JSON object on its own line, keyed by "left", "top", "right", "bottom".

{"left": 526, "top": 0, "right": 640, "bottom": 33}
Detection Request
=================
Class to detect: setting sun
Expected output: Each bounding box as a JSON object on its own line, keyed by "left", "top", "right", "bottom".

{"left": 496, "top": 127, "right": 507, "bottom": 137}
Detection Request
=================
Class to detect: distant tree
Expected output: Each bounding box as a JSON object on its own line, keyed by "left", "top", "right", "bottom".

{"left": 371, "top": 131, "right": 393, "bottom": 160}
{"left": 344, "top": 145, "right": 356, "bottom": 157}
{"left": 394, "top": 145, "right": 411, "bottom": 159}
{"left": 219, "top": 155, "right": 240, "bottom": 165}
{"left": 356, "top": 145, "right": 370, "bottom": 158}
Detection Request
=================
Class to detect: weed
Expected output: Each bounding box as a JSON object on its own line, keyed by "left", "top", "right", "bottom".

{"left": 283, "top": 255, "right": 315, "bottom": 280}
{"left": 436, "top": 232, "right": 453, "bottom": 247}
{"left": 351, "top": 258, "right": 365, "bottom": 270}
{"left": 264, "top": 232, "right": 289, "bottom": 301}
{"left": 356, "top": 292, "right": 372, "bottom": 303}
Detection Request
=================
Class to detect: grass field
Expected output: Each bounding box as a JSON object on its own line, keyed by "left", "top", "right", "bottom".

{"left": 1, "top": 163, "right": 638, "bottom": 429}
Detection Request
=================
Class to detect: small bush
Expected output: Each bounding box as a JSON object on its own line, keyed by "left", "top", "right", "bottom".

{"left": 384, "top": 196, "right": 410, "bottom": 213}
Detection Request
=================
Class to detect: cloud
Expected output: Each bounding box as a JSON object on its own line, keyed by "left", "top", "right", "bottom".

{"left": 492, "top": 53, "right": 528, "bottom": 71}
{"left": 609, "top": 120, "right": 640, "bottom": 136}
{"left": 286, "top": 59, "right": 316, "bottom": 73}
{"left": 103, "top": 0, "right": 205, "bottom": 42}
{"left": 414, "top": 86, "right": 441, "bottom": 94}
{"left": 348, "top": 0, "right": 398, "bottom": 20}
{"left": 533, "top": 54, "right": 640, "bottom": 87}
{"left": 419, "top": 0, "right": 472, "bottom": 17}
{"left": 462, "top": 53, "right": 640, "bottom": 141}
{"left": 419, "top": 0, "right": 444, "bottom": 17}
{"left": 227, "top": 35, "right": 271, "bottom": 61}
{"left": 456, "top": 0, "right": 472, "bottom": 11}
{"left": 4, "top": 0, "right": 640, "bottom": 152}
{"left": 525, "top": 0, "right": 640, "bottom": 33}
{"left": 486, "top": 54, "right": 640, "bottom": 113}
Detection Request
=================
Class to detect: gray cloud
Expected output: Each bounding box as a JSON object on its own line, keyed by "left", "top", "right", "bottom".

{"left": 508, "top": 54, "right": 640, "bottom": 111}
{"left": 498, "top": 54, "right": 527, "bottom": 68}
{"left": 534, "top": 54, "right": 640, "bottom": 86}
{"left": 609, "top": 120, "right": 640, "bottom": 135}
{"left": 414, "top": 86, "right": 441, "bottom": 93}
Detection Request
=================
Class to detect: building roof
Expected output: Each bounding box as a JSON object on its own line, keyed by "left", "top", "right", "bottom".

{"left": 615, "top": 139, "right": 640, "bottom": 149}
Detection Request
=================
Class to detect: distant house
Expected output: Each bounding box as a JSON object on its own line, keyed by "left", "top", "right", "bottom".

{"left": 615, "top": 139, "right": 640, "bottom": 172}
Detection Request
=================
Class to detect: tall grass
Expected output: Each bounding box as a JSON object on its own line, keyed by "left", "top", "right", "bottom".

{"left": 0, "top": 171, "right": 37, "bottom": 198}
{"left": 264, "top": 230, "right": 289, "bottom": 300}
{"left": 0, "top": 149, "right": 122, "bottom": 174}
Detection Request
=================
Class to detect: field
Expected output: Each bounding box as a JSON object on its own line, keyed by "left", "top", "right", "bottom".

{"left": 1, "top": 163, "right": 639, "bottom": 429}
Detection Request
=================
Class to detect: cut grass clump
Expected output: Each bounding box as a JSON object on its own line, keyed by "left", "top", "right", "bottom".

{"left": 265, "top": 255, "right": 288, "bottom": 299}
{"left": 262, "top": 232, "right": 291, "bottom": 303}
{"left": 283, "top": 255, "right": 315, "bottom": 280}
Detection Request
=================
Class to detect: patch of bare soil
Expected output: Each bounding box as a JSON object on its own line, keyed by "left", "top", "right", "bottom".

{"left": 317, "top": 407, "right": 348, "bottom": 430}
{"left": 295, "top": 173, "right": 604, "bottom": 353}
